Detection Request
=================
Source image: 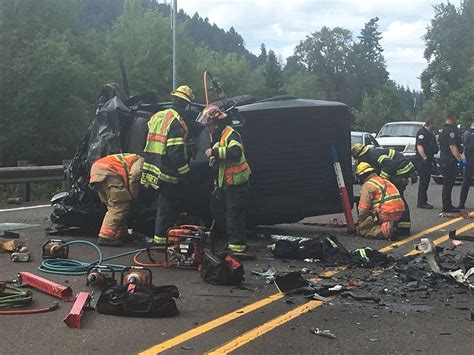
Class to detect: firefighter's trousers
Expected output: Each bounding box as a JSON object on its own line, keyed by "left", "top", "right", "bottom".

{"left": 357, "top": 215, "right": 399, "bottom": 240}
{"left": 96, "top": 176, "right": 131, "bottom": 240}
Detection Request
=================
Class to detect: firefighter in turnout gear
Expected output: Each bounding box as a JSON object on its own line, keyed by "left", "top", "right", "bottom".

{"left": 90, "top": 153, "right": 144, "bottom": 246}
{"left": 197, "top": 104, "right": 251, "bottom": 253}
{"left": 352, "top": 144, "right": 416, "bottom": 235}
{"left": 355, "top": 162, "right": 405, "bottom": 240}
{"left": 141, "top": 85, "right": 194, "bottom": 245}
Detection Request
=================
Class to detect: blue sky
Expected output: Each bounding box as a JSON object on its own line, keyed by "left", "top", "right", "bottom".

{"left": 177, "top": 0, "right": 457, "bottom": 91}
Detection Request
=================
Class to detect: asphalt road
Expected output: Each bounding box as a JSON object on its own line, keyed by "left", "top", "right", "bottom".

{"left": 0, "top": 182, "right": 473, "bottom": 355}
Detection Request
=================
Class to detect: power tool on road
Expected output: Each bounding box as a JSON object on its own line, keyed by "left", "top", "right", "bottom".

{"left": 122, "top": 266, "right": 152, "bottom": 286}
{"left": 11, "top": 246, "right": 31, "bottom": 262}
{"left": 42, "top": 239, "right": 69, "bottom": 259}
{"left": 86, "top": 265, "right": 116, "bottom": 288}
{"left": 167, "top": 225, "right": 208, "bottom": 269}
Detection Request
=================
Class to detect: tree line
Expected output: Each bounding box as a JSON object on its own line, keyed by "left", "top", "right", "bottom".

{"left": 0, "top": 0, "right": 472, "bottom": 166}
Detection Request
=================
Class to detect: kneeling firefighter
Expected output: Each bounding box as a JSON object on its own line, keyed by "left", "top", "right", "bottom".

{"left": 141, "top": 85, "right": 194, "bottom": 246}
{"left": 356, "top": 162, "right": 405, "bottom": 240}
{"left": 197, "top": 104, "right": 251, "bottom": 253}
{"left": 90, "top": 153, "right": 144, "bottom": 246}
{"left": 352, "top": 144, "right": 416, "bottom": 235}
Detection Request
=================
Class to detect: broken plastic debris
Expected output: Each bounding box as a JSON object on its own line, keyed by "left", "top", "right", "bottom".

{"left": 304, "top": 258, "right": 320, "bottom": 263}
{"left": 310, "top": 327, "right": 336, "bottom": 339}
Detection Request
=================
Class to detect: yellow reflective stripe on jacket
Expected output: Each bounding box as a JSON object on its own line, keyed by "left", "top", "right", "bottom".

{"left": 380, "top": 171, "right": 391, "bottom": 179}
{"left": 218, "top": 146, "right": 226, "bottom": 160}
{"left": 167, "top": 137, "right": 185, "bottom": 146}
{"left": 396, "top": 161, "right": 414, "bottom": 176}
{"left": 177, "top": 164, "right": 190, "bottom": 174}
{"left": 141, "top": 162, "right": 178, "bottom": 185}
{"left": 388, "top": 149, "right": 395, "bottom": 158}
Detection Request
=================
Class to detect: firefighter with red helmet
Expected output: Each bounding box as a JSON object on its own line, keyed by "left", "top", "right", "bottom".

{"left": 197, "top": 105, "right": 251, "bottom": 253}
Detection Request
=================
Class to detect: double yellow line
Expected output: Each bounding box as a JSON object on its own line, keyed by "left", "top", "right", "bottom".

{"left": 139, "top": 217, "right": 464, "bottom": 355}
{"left": 208, "top": 221, "right": 474, "bottom": 354}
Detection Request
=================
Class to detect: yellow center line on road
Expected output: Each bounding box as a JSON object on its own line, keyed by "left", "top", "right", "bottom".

{"left": 207, "top": 222, "right": 474, "bottom": 355}
{"left": 139, "top": 218, "right": 466, "bottom": 355}
{"left": 378, "top": 217, "right": 463, "bottom": 253}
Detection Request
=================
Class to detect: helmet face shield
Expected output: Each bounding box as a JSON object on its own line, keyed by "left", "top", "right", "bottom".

{"left": 196, "top": 104, "right": 227, "bottom": 125}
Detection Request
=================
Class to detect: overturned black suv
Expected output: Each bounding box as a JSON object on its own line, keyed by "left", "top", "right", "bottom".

{"left": 51, "top": 83, "right": 353, "bottom": 234}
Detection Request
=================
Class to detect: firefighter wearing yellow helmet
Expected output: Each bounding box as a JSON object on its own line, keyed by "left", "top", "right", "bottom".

{"left": 352, "top": 143, "right": 416, "bottom": 236}
{"left": 356, "top": 162, "right": 405, "bottom": 240}
{"left": 141, "top": 85, "right": 194, "bottom": 246}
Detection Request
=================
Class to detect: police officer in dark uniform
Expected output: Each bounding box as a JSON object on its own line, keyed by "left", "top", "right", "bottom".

{"left": 438, "top": 112, "right": 463, "bottom": 212}
{"left": 415, "top": 117, "right": 439, "bottom": 209}
{"left": 458, "top": 120, "right": 474, "bottom": 209}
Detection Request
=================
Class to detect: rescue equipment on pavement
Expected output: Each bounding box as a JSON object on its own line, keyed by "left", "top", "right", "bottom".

{"left": 86, "top": 265, "right": 116, "bottom": 288}
{"left": 18, "top": 272, "right": 74, "bottom": 302}
{"left": 11, "top": 249, "right": 31, "bottom": 262}
{"left": 201, "top": 252, "right": 245, "bottom": 285}
{"left": 96, "top": 267, "right": 180, "bottom": 318}
{"left": 63, "top": 292, "right": 91, "bottom": 328}
{"left": 42, "top": 239, "right": 69, "bottom": 259}
{"left": 167, "top": 225, "right": 207, "bottom": 269}
{"left": 122, "top": 266, "right": 152, "bottom": 286}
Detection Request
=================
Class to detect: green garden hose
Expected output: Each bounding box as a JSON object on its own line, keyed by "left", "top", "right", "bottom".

{"left": 38, "top": 240, "right": 148, "bottom": 276}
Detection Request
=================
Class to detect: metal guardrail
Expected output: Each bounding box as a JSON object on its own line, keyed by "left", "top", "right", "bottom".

{"left": 0, "top": 165, "right": 64, "bottom": 202}
{"left": 0, "top": 165, "right": 64, "bottom": 184}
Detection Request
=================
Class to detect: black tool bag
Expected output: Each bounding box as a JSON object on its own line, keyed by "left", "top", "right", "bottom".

{"left": 96, "top": 284, "right": 179, "bottom": 318}
{"left": 201, "top": 252, "right": 245, "bottom": 285}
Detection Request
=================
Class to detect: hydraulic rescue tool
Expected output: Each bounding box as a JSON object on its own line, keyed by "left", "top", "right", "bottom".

{"left": 42, "top": 239, "right": 69, "bottom": 259}
{"left": 11, "top": 248, "right": 32, "bottom": 262}
{"left": 18, "top": 272, "right": 74, "bottom": 301}
{"left": 86, "top": 265, "right": 116, "bottom": 288}
{"left": 122, "top": 266, "right": 152, "bottom": 286}
{"left": 63, "top": 292, "right": 91, "bottom": 328}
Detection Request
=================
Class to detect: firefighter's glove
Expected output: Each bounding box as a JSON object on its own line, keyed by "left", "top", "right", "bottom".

{"left": 410, "top": 173, "right": 418, "bottom": 185}
{"left": 457, "top": 159, "right": 467, "bottom": 170}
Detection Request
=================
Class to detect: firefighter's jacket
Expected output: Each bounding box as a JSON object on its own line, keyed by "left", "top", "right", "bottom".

{"left": 358, "top": 174, "right": 405, "bottom": 221}
{"left": 359, "top": 148, "right": 415, "bottom": 180}
{"left": 211, "top": 126, "right": 251, "bottom": 188}
{"left": 90, "top": 153, "right": 144, "bottom": 198}
{"left": 141, "top": 109, "right": 190, "bottom": 188}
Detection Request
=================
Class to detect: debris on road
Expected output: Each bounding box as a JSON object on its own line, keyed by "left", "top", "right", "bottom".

{"left": 310, "top": 327, "right": 336, "bottom": 339}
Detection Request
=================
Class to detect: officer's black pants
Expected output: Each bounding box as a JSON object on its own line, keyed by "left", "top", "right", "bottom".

{"left": 440, "top": 161, "right": 457, "bottom": 210}
{"left": 417, "top": 160, "right": 432, "bottom": 206}
{"left": 459, "top": 159, "right": 474, "bottom": 207}
{"left": 154, "top": 182, "right": 183, "bottom": 238}
{"left": 211, "top": 183, "right": 249, "bottom": 245}
{"left": 393, "top": 179, "right": 410, "bottom": 234}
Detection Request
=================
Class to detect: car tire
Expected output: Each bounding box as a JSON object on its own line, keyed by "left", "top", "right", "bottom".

{"left": 432, "top": 177, "right": 443, "bottom": 185}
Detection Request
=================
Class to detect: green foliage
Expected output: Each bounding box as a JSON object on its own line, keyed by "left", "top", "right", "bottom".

{"left": 421, "top": 0, "right": 474, "bottom": 129}
{"left": 0, "top": 0, "right": 435, "bottom": 168}
{"left": 355, "top": 82, "right": 417, "bottom": 132}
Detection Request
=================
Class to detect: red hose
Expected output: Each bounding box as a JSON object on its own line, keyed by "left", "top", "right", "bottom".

{"left": 0, "top": 302, "right": 59, "bottom": 315}
{"left": 133, "top": 251, "right": 174, "bottom": 268}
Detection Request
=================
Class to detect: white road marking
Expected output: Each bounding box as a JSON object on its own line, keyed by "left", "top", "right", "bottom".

{"left": 0, "top": 204, "right": 51, "bottom": 212}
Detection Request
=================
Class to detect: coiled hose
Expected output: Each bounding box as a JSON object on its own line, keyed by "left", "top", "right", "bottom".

{"left": 0, "top": 284, "right": 33, "bottom": 309}
{"left": 38, "top": 240, "right": 149, "bottom": 275}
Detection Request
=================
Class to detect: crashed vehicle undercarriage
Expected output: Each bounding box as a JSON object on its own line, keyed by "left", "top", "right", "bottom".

{"left": 50, "top": 83, "right": 354, "bottom": 235}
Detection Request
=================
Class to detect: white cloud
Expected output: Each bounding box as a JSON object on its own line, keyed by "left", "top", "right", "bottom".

{"left": 176, "top": 0, "right": 446, "bottom": 90}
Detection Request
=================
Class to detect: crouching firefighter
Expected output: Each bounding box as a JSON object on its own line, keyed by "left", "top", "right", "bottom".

{"left": 352, "top": 144, "right": 416, "bottom": 236}
{"left": 90, "top": 153, "right": 144, "bottom": 246}
{"left": 355, "top": 162, "right": 405, "bottom": 240}
{"left": 141, "top": 85, "right": 194, "bottom": 246}
{"left": 197, "top": 104, "right": 251, "bottom": 254}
